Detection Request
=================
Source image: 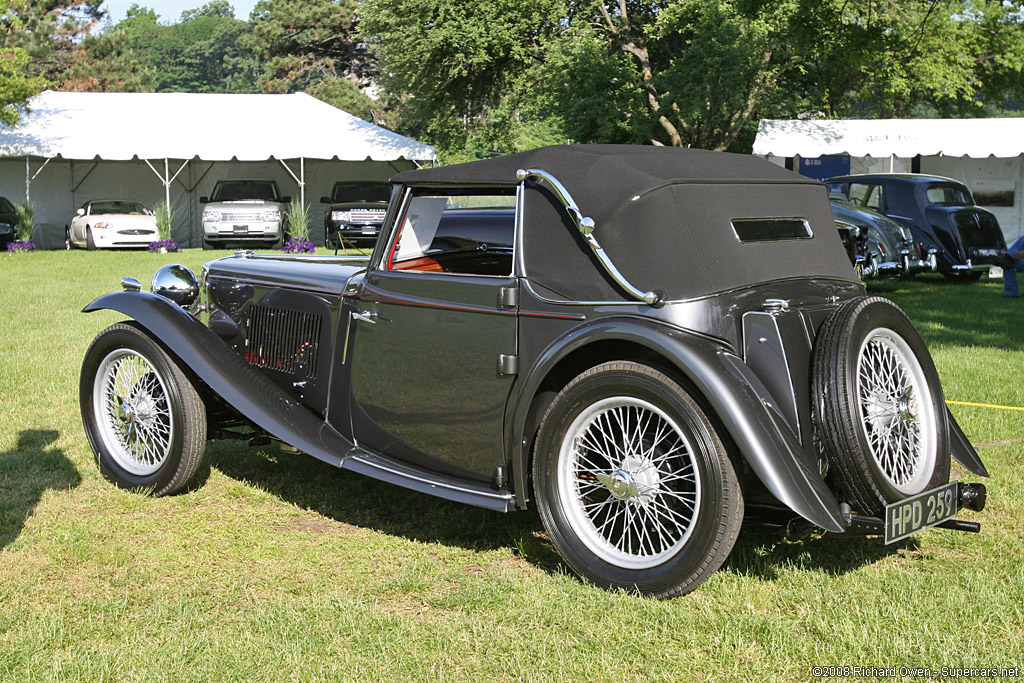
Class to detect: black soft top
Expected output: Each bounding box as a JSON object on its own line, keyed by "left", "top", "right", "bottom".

{"left": 394, "top": 145, "right": 855, "bottom": 301}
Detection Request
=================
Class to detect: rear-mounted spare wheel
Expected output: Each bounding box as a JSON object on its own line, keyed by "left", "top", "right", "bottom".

{"left": 812, "top": 296, "right": 950, "bottom": 516}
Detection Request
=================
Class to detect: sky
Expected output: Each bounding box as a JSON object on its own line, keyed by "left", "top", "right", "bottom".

{"left": 100, "top": 0, "right": 261, "bottom": 25}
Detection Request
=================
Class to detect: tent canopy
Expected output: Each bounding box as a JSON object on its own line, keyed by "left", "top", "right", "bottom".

{"left": 753, "top": 118, "right": 1024, "bottom": 159}
{"left": 0, "top": 90, "right": 436, "bottom": 163}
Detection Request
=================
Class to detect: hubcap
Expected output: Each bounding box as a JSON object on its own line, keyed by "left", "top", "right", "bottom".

{"left": 856, "top": 329, "right": 936, "bottom": 494}
{"left": 558, "top": 397, "right": 701, "bottom": 570}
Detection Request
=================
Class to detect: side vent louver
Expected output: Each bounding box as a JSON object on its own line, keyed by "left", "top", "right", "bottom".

{"left": 244, "top": 304, "right": 322, "bottom": 379}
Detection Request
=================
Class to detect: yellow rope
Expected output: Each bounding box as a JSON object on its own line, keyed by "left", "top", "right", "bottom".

{"left": 946, "top": 399, "right": 1024, "bottom": 412}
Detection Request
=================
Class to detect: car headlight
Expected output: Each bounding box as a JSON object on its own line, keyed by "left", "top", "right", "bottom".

{"left": 261, "top": 210, "right": 281, "bottom": 222}
{"left": 93, "top": 221, "right": 111, "bottom": 229}
{"left": 203, "top": 210, "right": 222, "bottom": 222}
{"left": 331, "top": 210, "right": 351, "bottom": 222}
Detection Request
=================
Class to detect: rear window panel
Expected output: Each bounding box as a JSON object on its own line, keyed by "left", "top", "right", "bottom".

{"left": 731, "top": 217, "right": 813, "bottom": 243}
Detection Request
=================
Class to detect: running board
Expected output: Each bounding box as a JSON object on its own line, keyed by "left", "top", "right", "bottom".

{"left": 342, "top": 450, "right": 516, "bottom": 512}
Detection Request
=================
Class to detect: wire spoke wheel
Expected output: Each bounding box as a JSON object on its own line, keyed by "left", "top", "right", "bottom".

{"left": 559, "top": 397, "right": 700, "bottom": 569}
{"left": 95, "top": 350, "right": 173, "bottom": 476}
{"left": 856, "top": 329, "right": 936, "bottom": 494}
{"left": 534, "top": 361, "right": 742, "bottom": 599}
{"left": 813, "top": 297, "right": 948, "bottom": 515}
{"left": 81, "top": 323, "right": 207, "bottom": 497}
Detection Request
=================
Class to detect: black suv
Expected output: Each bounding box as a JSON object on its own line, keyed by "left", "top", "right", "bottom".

{"left": 322, "top": 181, "right": 392, "bottom": 249}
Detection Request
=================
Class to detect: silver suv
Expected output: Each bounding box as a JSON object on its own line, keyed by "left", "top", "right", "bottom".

{"left": 200, "top": 180, "right": 289, "bottom": 250}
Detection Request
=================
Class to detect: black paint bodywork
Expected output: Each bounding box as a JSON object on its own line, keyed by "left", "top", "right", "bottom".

{"left": 85, "top": 146, "right": 987, "bottom": 535}
{"left": 827, "top": 174, "right": 1007, "bottom": 274}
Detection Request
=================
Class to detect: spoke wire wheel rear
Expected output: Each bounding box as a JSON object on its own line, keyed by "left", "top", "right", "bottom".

{"left": 93, "top": 349, "right": 173, "bottom": 476}
{"left": 534, "top": 361, "right": 742, "bottom": 599}
{"left": 856, "top": 328, "right": 936, "bottom": 495}
{"left": 558, "top": 396, "right": 701, "bottom": 569}
{"left": 813, "top": 297, "right": 949, "bottom": 515}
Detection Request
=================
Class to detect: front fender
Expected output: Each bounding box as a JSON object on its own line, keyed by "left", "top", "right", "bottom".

{"left": 84, "top": 291, "right": 355, "bottom": 468}
{"left": 511, "top": 319, "right": 846, "bottom": 533}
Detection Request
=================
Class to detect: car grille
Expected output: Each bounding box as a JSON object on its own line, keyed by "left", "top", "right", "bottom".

{"left": 223, "top": 212, "right": 262, "bottom": 222}
{"left": 117, "top": 229, "right": 155, "bottom": 235}
{"left": 350, "top": 209, "right": 385, "bottom": 223}
{"left": 244, "top": 304, "right": 322, "bottom": 379}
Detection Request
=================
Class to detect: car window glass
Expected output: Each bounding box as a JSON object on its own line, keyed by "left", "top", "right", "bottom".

{"left": 0, "top": 198, "right": 13, "bottom": 213}
{"left": 926, "top": 184, "right": 971, "bottom": 205}
{"left": 332, "top": 183, "right": 391, "bottom": 203}
{"left": 212, "top": 181, "right": 278, "bottom": 201}
{"left": 387, "top": 193, "right": 516, "bottom": 276}
{"left": 848, "top": 183, "right": 883, "bottom": 211}
{"left": 90, "top": 201, "right": 148, "bottom": 215}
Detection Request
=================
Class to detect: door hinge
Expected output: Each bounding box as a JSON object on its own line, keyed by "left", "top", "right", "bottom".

{"left": 498, "top": 354, "right": 519, "bottom": 375}
{"left": 499, "top": 286, "right": 519, "bottom": 309}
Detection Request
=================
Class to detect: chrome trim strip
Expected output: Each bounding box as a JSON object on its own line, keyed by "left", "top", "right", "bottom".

{"left": 521, "top": 274, "right": 863, "bottom": 307}
{"left": 231, "top": 253, "right": 371, "bottom": 265}
{"left": 344, "top": 453, "right": 516, "bottom": 510}
{"left": 517, "top": 167, "right": 661, "bottom": 306}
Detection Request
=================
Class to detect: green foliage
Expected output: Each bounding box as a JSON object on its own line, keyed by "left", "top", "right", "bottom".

{"left": 154, "top": 201, "right": 173, "bottom": 241}
{"left": 0, "top": 45, "right": 46, "bottom": 125}
{"left": 308, "top": 77, "right": 376, "bottom": 123}
{"left": 150, "top": 14, "right": 256, "bottom": 92}
{"left": 360, "top": 0, "right": 567, "bottom": 155}
{"left": 14, "top": 201, "right": 34, "bottom": 242}
{"left": 283, "top": 199, "right": 310, "bottom": 240}
{"left": 246, "top": 0, "right": 368, "bottom": 93}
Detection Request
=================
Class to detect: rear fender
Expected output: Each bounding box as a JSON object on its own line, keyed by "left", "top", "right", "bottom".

{"left": 83, "top": 291, "right": 355, "bottom": 467}
{"left": 947, "top": 407, "right": 988, "bottom": 477}
{"left": 512, "top": 320, "right": 846, "bottom": 532}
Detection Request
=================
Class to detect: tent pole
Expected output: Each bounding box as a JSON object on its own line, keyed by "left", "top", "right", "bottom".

{"left": 164, "top": 159, "right": 171, "bottom": 208}
{"left": 25, "top": 157, "right": 29, "bottom": 202}
{"left": 300, "top": 157, "right": 305, "bottom": 208}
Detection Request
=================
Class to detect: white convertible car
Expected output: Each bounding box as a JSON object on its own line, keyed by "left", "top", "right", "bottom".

{"left": 67, "top": 200, "right": 158, "bottom": 250}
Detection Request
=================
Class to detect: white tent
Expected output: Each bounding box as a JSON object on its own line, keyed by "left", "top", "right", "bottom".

{"left": 0, "top": 90, "right": 437, "bottom": 247}
{"left": 753, "top": 118, "right": 1024, "bottom": 243}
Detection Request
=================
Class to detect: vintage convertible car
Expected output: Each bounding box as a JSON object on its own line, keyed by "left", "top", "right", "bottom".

{"left": 79, "top": 146, "right": 988, "bottom": 598}
{"left": 826, "top": 174, "right": 1007, "bottom": 280}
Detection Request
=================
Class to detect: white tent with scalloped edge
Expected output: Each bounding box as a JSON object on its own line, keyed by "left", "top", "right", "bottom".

{"left": 753, "top": 118, "right": 1024, "bottom": 243}
{"left": 0, "top": 90, "right": 437, "bottom": 248}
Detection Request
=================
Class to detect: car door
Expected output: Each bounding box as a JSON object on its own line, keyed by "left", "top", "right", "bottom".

{"left": 347, "top": 189, "right": 520, "bottom": 483}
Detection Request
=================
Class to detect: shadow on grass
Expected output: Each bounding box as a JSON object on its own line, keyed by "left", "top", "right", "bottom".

{"left": 204, "top": 440, "right": 904, "bottom": 584}
{"left": 0, "top": 430, "right": 82, "bottom": 549}
{"left": 203, "top": 440, "right": 562, "bottom": 569}
{"left": 867, "top": 276, "right": 1024, "bottom": 350}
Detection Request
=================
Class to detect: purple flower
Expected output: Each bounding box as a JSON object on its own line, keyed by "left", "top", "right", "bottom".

{"left": 281, "top": 237, "right": 315, "bottom": 254}
{"left": 6, "top": 240, "right": 35, "bottom": 253}
{"left": 148, "top": 240, "right": 180, "bottom": 253}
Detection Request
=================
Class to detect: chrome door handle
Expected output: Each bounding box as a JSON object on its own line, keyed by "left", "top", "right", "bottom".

{"left": 353, "top": 310, "right": 377, "bottom": 324}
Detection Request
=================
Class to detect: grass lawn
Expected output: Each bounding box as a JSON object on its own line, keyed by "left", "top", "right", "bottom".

{"left": 1, "top": 250, "right": 1022, "bottom": 682}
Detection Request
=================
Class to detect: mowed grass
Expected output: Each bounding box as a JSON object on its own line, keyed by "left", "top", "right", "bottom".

{"left": 1, "top": 251, "right": 1022, "bottom": 682}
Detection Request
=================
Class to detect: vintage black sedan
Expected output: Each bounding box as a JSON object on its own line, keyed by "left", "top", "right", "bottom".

{"left": 827, "top": 173, "right": 1007, "bottom": 280}
{"left": 79, "top": 146, "right": 988, "bottom": 598}
{"left": 830, "top": 197, "right": 930, "bottom": 278}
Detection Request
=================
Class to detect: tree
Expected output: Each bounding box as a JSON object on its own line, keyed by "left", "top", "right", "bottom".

{"left": 359, "top": 0, "right": 567, "bottom": 153}
{"left": 361, "top": 0, "right": 1024, "bottom": 155}
{"left": 150, "top": 13, "right": 256, "bottom": 92}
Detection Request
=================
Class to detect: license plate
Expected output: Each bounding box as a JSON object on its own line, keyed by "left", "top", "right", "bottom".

{"left": 233, "top": 225, "right": 248, "bottom": 233}
{"left": 884, "top": 482, "right": 959, "bottom": 544}
{"left": 361, "top": 226, "right": 376, "bottom": 235}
